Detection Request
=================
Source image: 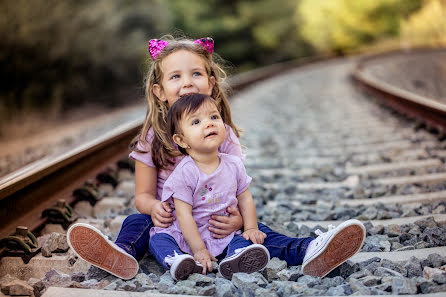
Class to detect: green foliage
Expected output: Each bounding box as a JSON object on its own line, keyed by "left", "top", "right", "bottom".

{"left": 401, "top": 0, "right": 446, "bottom": 47}
{"left": 166, "top": 0, "right": 312, "bottom": 70}
{"left": 0, "top": 0, "right": 169, "bottom": 116}
{"left": 296, "top": 0, "right": 422, "bottom": 53}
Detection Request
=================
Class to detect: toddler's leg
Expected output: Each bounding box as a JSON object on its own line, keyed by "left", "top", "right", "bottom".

{"left": 115, "top": 213, "right": 153, "bottom": 261}
{"left": 258, "top": 222, "right": 313, "bottom": 266}
{"left": 67, "top": 222, "right": 139, "bottom": 280}
{"left": 218, "top": 235, "right": 270, "bottom": 280}
{"left": 149, "top": 233, "right": 202, "bottom": 281}
{"left": 302, "top": 219, "right": 366, "bottom": 277}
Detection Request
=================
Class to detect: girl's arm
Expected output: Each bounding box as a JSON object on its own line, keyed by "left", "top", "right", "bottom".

{"left": 134, "top": 160, "right": 174, "bottom": 228}
{"left": 237, "top": 189, "right": 266, "bottom": 244}
{"left": 174, "top": 199, "right": 217, "bottom": 273}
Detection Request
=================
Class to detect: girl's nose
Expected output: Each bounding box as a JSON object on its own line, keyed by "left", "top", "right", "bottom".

{"left": 182, "top": 76, "right": 193, "bottom": 87}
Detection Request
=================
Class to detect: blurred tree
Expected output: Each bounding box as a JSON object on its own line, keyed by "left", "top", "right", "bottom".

{"left": 401, "top": 0, "right": 446, "bottom": 47}
{"left": 166, "top": 0, "right": 313, "bottom": 71}
{"left": 0, "top": 0, "right": 169, "bottom": 120}
{"left": 296, "top": 0, "right": 422, "bottom": 53}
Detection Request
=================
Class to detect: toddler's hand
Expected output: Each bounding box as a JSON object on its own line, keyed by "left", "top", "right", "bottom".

{"left": 242, "top": 229, "right": 266, "bottom": 244}
{"left": 151, "top": 201, "right": 174, "bottom": 228}
{"left": 193, "top": 249, "right": 217, "bottom": 274}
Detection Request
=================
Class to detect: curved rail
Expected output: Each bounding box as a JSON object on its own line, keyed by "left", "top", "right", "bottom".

{"left": 352, "top": 48, "right": 446, "bottom": 133}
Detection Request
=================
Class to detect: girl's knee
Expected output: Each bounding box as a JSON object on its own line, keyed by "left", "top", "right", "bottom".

{"left": 123, "top": 213, "right": 153, "bottom": 226}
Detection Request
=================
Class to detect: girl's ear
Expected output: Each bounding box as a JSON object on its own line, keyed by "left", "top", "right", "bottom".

{"left": 209, "top": 76, "right": 216, "bottom": 89}
{"left": 173, "top": 133, "right": 188, "bottom": 149}
{"left": 153, "top": 84, "right": 167, "bottom": 102}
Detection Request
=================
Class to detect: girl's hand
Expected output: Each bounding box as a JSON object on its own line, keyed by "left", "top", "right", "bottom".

{"left": 208, "top": 206, "right": 243, "bottom": 239}
{"left": 151, "top": 201, "right": 175, "bottom": 228}
{"left": 242, "top": 229, "right": 266, "bottom": 244}
{"left": 193, "top": 249, "right": 217, "bottom": 274}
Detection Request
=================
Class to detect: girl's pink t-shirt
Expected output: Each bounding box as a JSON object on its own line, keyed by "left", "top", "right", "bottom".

{"left": 150, "top": 153, "right": 251, "bottom": 257}
{"left": 129, "top": 124, "right": 244, "bottom": 201}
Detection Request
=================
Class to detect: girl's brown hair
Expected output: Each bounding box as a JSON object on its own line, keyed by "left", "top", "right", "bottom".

{"left": 129, "top": 35, "right": 240, "bottom": 169}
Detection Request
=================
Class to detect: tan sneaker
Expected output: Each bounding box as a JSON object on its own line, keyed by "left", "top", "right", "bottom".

{"left": 218, "top": 244, "right": 270, "bottom": 280}
{"left": 302, "top": 219, "right": 366, "bottom": 278}
{"left": 67, "top": 223, "right": 139, "bottom": 280}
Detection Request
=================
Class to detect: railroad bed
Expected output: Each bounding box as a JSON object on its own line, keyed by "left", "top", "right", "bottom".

{"left": 1, "top": 54, "right": 446, "bottom": 297}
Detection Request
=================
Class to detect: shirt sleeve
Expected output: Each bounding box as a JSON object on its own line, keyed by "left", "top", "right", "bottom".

{"left": 128, "top": 129, "right": 156, "bottom": 168}
{"left": 235, "top": 158, "right": 252, "bottom": 196}
{"left": 219, "top": 125, "right": 245, "bottom": 161}
{"left": 162, "top": 162, "right": 196, "bottom": 206}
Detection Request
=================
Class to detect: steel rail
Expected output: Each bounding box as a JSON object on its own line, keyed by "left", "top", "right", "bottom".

{"left": 351, "top": 48, "right": 446, "bottom": 133}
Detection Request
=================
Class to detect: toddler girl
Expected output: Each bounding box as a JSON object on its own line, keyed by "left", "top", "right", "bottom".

{"left": 149, "top": 93, "right": 269, "bottom": 280}
{"left": 67, "top": 36, "right": 366, "bottom": 280}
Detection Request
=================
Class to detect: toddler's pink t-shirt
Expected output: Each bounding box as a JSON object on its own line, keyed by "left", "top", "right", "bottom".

{"left": 150, "top": 153, "right": 251, "bottom": 257}
{"left": 129, "top": 124, "right": 244, "bottom": 200}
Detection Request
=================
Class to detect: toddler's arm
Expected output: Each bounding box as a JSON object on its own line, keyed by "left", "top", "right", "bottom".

{"left": 134, "top": 160, "right": 174, "bottom": 227}
{"left": 237, "top": 189, "right": 266, "bottom": 244}
{"left": 174, "top": 198, "right": 217, "bottom": 273}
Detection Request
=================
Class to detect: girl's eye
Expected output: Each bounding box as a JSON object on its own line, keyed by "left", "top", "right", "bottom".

{"left": 192, "top": 119, "right": 200, "bottom": 125}
{"left": 193, "top": 72, "right": 202, "bottom": 77}
{"left": 171, "top": 74, "right": 180, "bottom": 80}
{"left": 211, "top": 115, "right": 219, "bottom": 120}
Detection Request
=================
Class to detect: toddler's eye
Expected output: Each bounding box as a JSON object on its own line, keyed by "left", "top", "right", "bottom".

{"left": 211, "top": 114, "right": 219, "bottom": 120}
{"left": 193, "top": 71, "right": 202, "bottom": 77}
{"left": 192, "top": 119, "right": 200, "bottom": 125}
{"left": 171, "top": 74, "right": 180, "bottom": 80}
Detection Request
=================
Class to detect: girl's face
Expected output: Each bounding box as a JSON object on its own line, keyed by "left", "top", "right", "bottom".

{"left": 153, "top": 50, "right": 216, "bottom": 108}
{"left": 174, "top": 100, "right": 226, "bottom": 154}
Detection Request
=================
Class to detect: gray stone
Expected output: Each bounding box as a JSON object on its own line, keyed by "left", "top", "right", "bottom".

{"left": 433, "top": 272, "right": 446, "bottom": 284}
{"left": 428, "top": 253, "right": 446, "bottom": 268}
{"left": 43, "top": 269, "right": 73, "bottom": 287}
{"left": 86, "top": 265, "right": 109, "bottom": 280}
{"left": 391, "top": 277, "right": 418, "bottom": 295}
{"left": 215, "top": 278, "right": 235, "bottom": 297}
{"left": 385, "top": 224, "right": 402, "bottom": 237}
{"left": 264, "top": 257, "right": 287, "bottom": 280}
{"left": 404, "top": 256, "right": 423, "bottom": 277}
{"left": 414, "top": 216, "right": 438, "bottom": 230}
{"left": 325, "top": 284, "right": 351, "bottom": 296}
{"left": 232, "top": 273, "right": 261, "bottom": 291}
{"left": 41, "top": 232, "right": 70, "bottom": 257}
{"left": 374, "top": 267, "right": 403, "bottom": 277}
{"left": 359, "top": 275, "right": 381, "bottom": 286}
{"left": 197, "top": 284, "right": 216, "bottom": 296}
{"left": 296, "top": 275, "right": 321, "bottom": 287}
{"left": 188, "top": 273, "right": 214, "bottom": 286}
{"left": 349, "top": 278, "right": 371, "bottom": 295}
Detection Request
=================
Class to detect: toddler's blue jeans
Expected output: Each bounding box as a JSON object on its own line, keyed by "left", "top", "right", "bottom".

{"left": 115, "top": 213, "right": 313, "bottom": 266}
{"left": 149, "top": 233, "right": 252, "bottom": 269}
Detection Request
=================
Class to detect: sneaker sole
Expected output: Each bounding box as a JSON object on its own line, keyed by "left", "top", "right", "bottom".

{"left": 173, "top": 257, "right": 203, "bottom": 281}
{"left": 67, "top": 223, "right": 139, "bottom": 280}
{"left": 219, "top": 245, "right": 270, "bottom": 280}
{"left": 302, "top": 224, "right": 364, "bottom": 277}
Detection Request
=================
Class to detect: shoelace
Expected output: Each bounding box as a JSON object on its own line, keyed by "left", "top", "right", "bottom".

{"left": 313, "top": 224, "right": 336, "bottom": 245}
{"left": 164, "top": 250, "right": 180, "bottom": 266}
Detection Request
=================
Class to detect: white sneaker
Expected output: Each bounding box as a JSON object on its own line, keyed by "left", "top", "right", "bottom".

{"left": 302, "top": 219, "right": 365, "bottom": 278}
{"left": 67, "top": 223, "right": 139, "bottom": 280}
{"left": 165, "top": 252, "right": 203, "bottom": 281}
{"left": 218, "top": 244, "right": 270, "bottom": 280}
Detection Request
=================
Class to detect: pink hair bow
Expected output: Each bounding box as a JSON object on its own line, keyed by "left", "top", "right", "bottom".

{"left": 148, "top": 37, "right": 214, "bottom": 61}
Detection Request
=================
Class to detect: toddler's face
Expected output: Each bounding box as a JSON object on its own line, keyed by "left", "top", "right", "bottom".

{"left": 176, "top": 100, "right": 226, "bottom": 154}
{"left": 153, "top": 50, "right": 215, "bottom": 108}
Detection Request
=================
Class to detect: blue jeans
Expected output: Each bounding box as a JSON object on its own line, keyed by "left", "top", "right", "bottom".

{"left": 149, "top": 233, "right": 252, "bottom": 269}
{"left": 115, "top": 213, "right": 313, "bottom": 266}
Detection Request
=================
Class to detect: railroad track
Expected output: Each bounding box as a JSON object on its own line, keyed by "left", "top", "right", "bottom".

{"left": 0, "top": 49, "right": 445, "bottom": 297}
